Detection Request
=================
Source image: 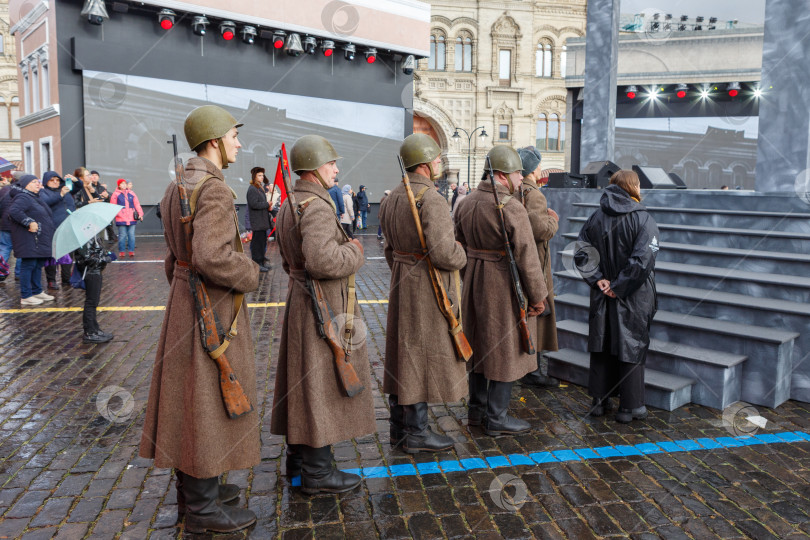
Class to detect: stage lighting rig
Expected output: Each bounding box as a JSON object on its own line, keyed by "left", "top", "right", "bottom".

{"left": 241, "top": 26, "right": 257, "bottom": 45}
{"left": 303, "top": 36, "right": 318, "bottom": 55}
{"left": 321, "top": 40, "right": 335, "bottom": 57}
{"left": 191, "top": 15, "right": 209, "bottom": 36}
{"left": 675, "top": 83, "right": 688, "bottom": 98}
{"left": 727, "top": 82, "right": 740, "bottom": 97}
{"left": 344, "top": 43, "right": 356, "bottom": 61}
{"left": 285, "top": 34, "right": 304, "bottom": 56}
{"left": 365, "top": 48, "right": 377, "bottom": 64}
{"left": 625, "top": 85, "right": 637, "bottom": 99}
{"left": 220, "top": 21, "right": 236, "bottom": 41}
{"left": 272, "top": 31, "right": 286, "bottom": 49}
{"left": 157, "top": 9, "right": 176, "bottom": 30}
{"left": 402, "top": 55, "right": 416, "bottom": 75}
{"left": 81, "top": 0, "right": 109, "bottom": 25}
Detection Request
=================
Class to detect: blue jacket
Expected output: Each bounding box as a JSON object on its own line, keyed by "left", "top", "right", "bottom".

{"left": 0, "top": 184, "right": 14, "bottom": 232}
{"left": 39, "top": 173, "right": 77, "bottom": 228}
{"left": 328, "top": 184, "right": 345, "bottom": 216}
{"left": 8, "top": 190, "right": 56, "bottom": 258}
{"left": 357, "top": 189, "right": 369, "bottom": 212}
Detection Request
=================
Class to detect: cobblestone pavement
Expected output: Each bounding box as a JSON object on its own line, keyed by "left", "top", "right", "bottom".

{"left": 1, "top": 235, "right": 809, "bottom": 539}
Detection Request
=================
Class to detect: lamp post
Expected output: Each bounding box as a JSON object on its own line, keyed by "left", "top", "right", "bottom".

{"left": 452, "top": 126, "right": 488, "bottom": 188}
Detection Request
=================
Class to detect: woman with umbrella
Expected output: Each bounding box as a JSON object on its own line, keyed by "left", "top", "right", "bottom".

{"left": 7, "top": 175, "right": 56, "bottom": 306}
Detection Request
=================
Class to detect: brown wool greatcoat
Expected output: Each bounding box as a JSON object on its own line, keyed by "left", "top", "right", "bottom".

{"left": 140, "top": 157, "right": 261, "bottom": 479}
{"left": 521, "top": 178, "right": 559, "bottom": 352}
{"left": 379, "top": 173, "right": 468, "bottom": 405}
{"left": 271, "top": 180, "right": 376, "bottom": 448}
{"left": 453, "top": 181, "right": 548, "bottom": 382}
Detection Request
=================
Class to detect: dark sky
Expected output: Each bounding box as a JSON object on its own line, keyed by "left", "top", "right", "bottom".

{"left": 621, "top": 0, "right": 766, "bottom": 26}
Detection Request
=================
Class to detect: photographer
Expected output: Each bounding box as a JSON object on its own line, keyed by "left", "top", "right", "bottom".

{"left": 74, "top": 237, "right": 114, "bottom": 343}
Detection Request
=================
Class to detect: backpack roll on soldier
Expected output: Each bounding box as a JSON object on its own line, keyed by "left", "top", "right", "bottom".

{"left": 271, "top": 134, "right": 375, "bottom": 495}
{"left": 453, "top": 145, "right": 548, "bottom": 436}
{"left": 517, "top": 146, "right": 560, "bottom": 389}
{"left": 379, "top": 133, "right": 469, "bottom": 454}
{"left": 139, "top": 105, "right": 260, "bottom": 534}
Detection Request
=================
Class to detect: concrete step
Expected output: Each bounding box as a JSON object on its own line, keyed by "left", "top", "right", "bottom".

{"left": 558, "top": 237, "right": 810, "bottom": 277}
{"left": 566, "top": 216, "right": 810, "bottom": 253}
{"left": 555, "top": 319, "right": 744, "bottom": 410}
{"left": 554, "top": 293, "right": 798, "bottom": 408}
{"left": 545, "top": 348, "right": 695, "bottom": 412}
{"left": 571, "top": 203, "right": 810, "bottom": 234}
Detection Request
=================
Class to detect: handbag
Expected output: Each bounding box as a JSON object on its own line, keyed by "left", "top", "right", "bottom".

{"left": 133, "top": 210, "right": 140, "bottom": 221}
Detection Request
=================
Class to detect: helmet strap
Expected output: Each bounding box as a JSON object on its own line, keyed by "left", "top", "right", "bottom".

{"left": 217, "top": 137, "right": 229, "bottom": 170}
{"left": 427, "top": 162, "right": 439, "bottom": 181}
{"left": 313, "top": 169, "right": 330, "bottom": 190}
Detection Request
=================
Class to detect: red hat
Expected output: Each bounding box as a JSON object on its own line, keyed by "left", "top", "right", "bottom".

{"left": 117, "top": 179, "right": 127, "bottom": 188}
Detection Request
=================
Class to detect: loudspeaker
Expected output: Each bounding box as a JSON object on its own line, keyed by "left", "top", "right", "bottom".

{"left": 633, "top": 165, "right": 679, "bottom": 189}
{"left": 581, "top": 160, "right": 620, "bottom": 188}
{"left": 547, "top": 172, "right": 588, "bottom": 188}
{"left": 668, "top": 172, "right": 688, "bottom": 189}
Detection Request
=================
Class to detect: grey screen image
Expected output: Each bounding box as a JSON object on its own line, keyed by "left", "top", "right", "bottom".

{"left": 82, "top": 70, "right": 407, "bottom": 205}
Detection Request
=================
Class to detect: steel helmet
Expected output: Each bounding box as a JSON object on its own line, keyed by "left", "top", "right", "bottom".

{"left": 184, "top": 105, "right": 243, "bottom": 151}
{"left": 400, "top": 133, "right": 441, "bottom": 169}
{"left": 290, "top": 135, "right": 341, "bottom": 174}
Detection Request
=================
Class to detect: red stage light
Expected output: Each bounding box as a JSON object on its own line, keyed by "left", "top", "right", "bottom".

{"left": 366, "top": 55, "right": 376, "bottom": 64}
{"left": 160, "top": 19, "right": 173, "bottom": 30}
{"left": 627, "top": 91, "right": 636, "bottom": 99}
{"left": 223, "top": 30, "right": 234, "bottom": 40}
{"left": 324, "top": 48, "right": 333, "bottom": 57}
{"left": 677, "top": 90, "right": 686, "bottom": 98}
{"left": 274, "top": 39, "right": 284, "bottom": 49}
{"left": 728, "top": 89, "right": 738, "bottom": 97}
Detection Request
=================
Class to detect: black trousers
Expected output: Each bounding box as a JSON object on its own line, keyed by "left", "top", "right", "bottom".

{"left": 250, "top": 230, "right": 267, "bottom": 264}
{"left": 588, "top": 315, "right": 645, "bottom": 409}
{"left": 341, "top": 224, "right": 354, "bottom": 239}
{"left": 83, "top": 272, "right": 103, "bottom": 334}
{"left": 45, "top": 263, "right": 73, "bottom": 283}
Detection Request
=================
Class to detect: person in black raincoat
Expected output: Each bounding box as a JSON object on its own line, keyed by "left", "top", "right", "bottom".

{"left": 574, "top": 170, "right": 659, "bottom": 424}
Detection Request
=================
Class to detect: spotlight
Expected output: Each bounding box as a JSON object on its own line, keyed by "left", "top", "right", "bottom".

{"left": 191, "top": 15, "right": 209, "bottom": 36}
{"left": 272, "top": 31, "right": 286, "bottom": 49}
{"left": 700, "top": 85, "right": 711, "bottom": 99}
{"left": 220, "top": 21, "right": 236, "bottom": 41}
{"left": 727, "top": 82, "right": 740, "bottom": 97}
{"left": 81, "top": 0, "right": 109, "bottom": 25}
{"left": 344, "top": 43, "right": 356, "bottom": 61}
{"left": 675, "top": 83, "right": 688, "bottom": 98}
{"left": 241, "top": 25, "right": 257, "bottom": 45}
{"left": 321, "top": 40, "right": 335, "bottom": 57}
{"left": 303, "top": 36, "right": 318, "bottom": 55}
{"left": 402, "top": 54, "right": 416, "bottom": 75}
{"left": 157, "top": 9, "right": 175, "bottom": 30}
{"left": 365, "top": 48, "right": 377, "bottom": 64}
{"left": 648, "top": 86, "right": 660, "bottom": 101}
{"left": 753, "top": 86, "right": 763, "bottom": 98}
{"left": 625, "top": 85, "right": 637, "bottom": 100}
{"left": 285, "top": 34, "right": 304, "bottom": 56}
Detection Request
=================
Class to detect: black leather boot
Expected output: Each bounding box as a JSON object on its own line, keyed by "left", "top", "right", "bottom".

{"left": 286, "top": 444, "right": 303, "bottom": 478}
{"left": 182, "top": 474, "right": 256, "bottom": 533}
{"left": 176, "top": 470, "right": 240, "bottom": 521}
{"left": 388, "top": 394, "right": 405, "bottom": 447}
{"left": 615, "top": 406, "right": 648, "bottom": 424}
{"left": 485, "top": 381, "right": 530, "bottom": 436}
{"left": 589, "top": 397, "right": 614, "bottom": 418}
{"left": 401, "top": 402, "right": 454, "bottom": 454}
{"left": 467, "top": 372, "right": 488, "bottom": 427}
{"left": 520, "top": 367, "right": 560, "bottom": 388}
{"left": 300, "top": 445, "right": 361, "bottom": 495}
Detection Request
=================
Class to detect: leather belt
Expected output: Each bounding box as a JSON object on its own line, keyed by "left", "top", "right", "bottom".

{"left": 173, "top": 260, "right": 191, "bottom": 281}
{"left": 393, "top": 250, "right": 427, "bottom": 265}
{"left": 466, "top": 248, "right": 506, "bottom": 262}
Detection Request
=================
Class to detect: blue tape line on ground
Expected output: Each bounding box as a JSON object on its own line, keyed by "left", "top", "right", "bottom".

{"left": 331, "top": 431, "right": 810, "bottom": 481}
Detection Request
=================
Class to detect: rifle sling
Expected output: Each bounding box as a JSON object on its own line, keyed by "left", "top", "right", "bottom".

{"left": 184, "top": 174, "right": 245, "bottom": 361}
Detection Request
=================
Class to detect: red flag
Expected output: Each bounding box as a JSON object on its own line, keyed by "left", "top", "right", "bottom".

{"left": 269, "top": 144, "right": 290, "bottom": 236}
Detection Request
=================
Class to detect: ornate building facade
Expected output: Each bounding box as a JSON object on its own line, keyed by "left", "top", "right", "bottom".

{"left": 414, "top": 0, "right": 586, "bottom": 189}
{"left": 0, "top": 0, "right": 20, "bottom": 162}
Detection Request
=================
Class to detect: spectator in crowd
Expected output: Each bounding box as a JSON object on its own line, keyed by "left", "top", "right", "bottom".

{"left": 73, "top": 167, "right": 101, "bottom": 209}
{"left": 575, "top": 170, "right": 659, "bottom": 424}
{"left": 40, "top": 171, "right": 80, "bottom": 288}
{"left": 448, "top": 182, "right": 458, "bottom": 207}
{"left": 340, "top": 184, "right": 355, "bottom": 239}
{"left": 328, "top": 177, "right": 345, "bottom": 219}
{"left": 352, "top": 187, "right": 360, "bottom": 233}
{"left": 451, "top": 184, "right": 467, "bottom": 218}
{"left": 0, "top": 176, "right": 19, "bottom": 281}
{"left": 7, "top": 175, "right": 56, "bottom": 306}
{"left": 246, "top": 167, "right": 271, "bottom": 272}
{"left": 377, "top": 189, "right": 390, "bottom": 241}
{"left": 357, "top": 185, "right": 369, "bottom": 229}
{"left": 110, "top": 179, "right": 144, "bottom": 258}
{"left": 74, "top": 236, "right": 114, "bottom": 343}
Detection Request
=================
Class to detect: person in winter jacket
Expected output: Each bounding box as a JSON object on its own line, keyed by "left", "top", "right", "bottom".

{"left": 72, "top": 167, "right": 101, "bottom": 209}
{"left": 356, "top": 185, "right": 369, "bottom": 229}
{"left": 40, "top": 171, "right": 80, "bottom": 288}
{"left": 110, "top": 178, "right": 144, "bottom": 257}
{"left": 450, "top": 184, "right": 467, "bottom": 218}
{"left": 74, "top": 236, "right": 114, "bottom": 343}
{"left": 0, "top": 178, "right": 20, "bottom": 280}
{"left": 246, "top": 167, "right": 271, "bottom": 271}
{"left": 340, "top": 184, "right": 355, "bottom": 238}
{"left": 575, "top": 170, "right": 660, "bottom": 424}
{"left": 7, "top": 175, "right": 57, "bottom": 306}
{"left": 328, "top": 177, "right": 345, "bottom": 218}
{"left": 377, "top": 190, "right": 390, "bottom": 240}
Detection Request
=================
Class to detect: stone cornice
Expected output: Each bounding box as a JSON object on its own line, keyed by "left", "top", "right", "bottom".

{"left": 15, "top": 104, "right": 59, "bottom": 128}
{"left": 10, "top": 1, "right": 49, "bottom": 36}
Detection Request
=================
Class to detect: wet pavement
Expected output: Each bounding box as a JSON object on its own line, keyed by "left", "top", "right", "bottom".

{"left": 0, "top": 235, "right": 809, "bottom": 539}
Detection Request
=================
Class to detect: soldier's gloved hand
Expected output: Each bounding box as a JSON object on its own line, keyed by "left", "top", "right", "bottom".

{"left": 350, "top": 238, "right": 364, "bottom": 256}
{"left": 528, "top": 301, "right": 545, "bottom": 316}
{"left": 548, "top": 208, "right": 559, "bottom": 221}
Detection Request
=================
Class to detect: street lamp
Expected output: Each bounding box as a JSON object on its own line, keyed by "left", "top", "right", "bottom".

{"left": 452, "top": 126, "right": 488, "bottom": 188}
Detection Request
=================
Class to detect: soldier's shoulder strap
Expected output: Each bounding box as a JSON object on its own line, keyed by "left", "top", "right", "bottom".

{"left": 189, "top": 174, "right": 236, "bottom": 217}
{"left": 413, "top": 186, "right": 431, "bottom": 209}
{"left": 496, "top": 194, "right": 514, "bottom": 209}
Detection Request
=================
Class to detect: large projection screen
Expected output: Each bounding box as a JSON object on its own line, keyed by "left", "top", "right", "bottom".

{"left": 82, "top": 71, "right": 406, "bottom": 205}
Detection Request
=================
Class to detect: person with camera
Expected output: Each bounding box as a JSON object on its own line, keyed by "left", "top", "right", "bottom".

{"left": 110, "top": 179, "right": 144, "bottom": 258}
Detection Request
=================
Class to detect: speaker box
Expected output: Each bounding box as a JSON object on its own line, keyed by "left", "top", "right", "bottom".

{"left": 546, "top": 172, "right": 588, "bottom": 188}
{"left": 668, "top": 172, "right": 688, "bottom": 189}
{"left": 581, "top": 160, "right": 620, "bottom": 188}
{"left": 633, "top": 165, "right": 680, "bottom": 189}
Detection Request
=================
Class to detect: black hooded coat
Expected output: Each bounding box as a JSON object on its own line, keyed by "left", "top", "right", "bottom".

{"left": 574, "top": 184, "right": 659, "bottom": 364}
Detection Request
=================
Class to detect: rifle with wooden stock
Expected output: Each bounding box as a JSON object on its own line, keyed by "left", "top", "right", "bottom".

{"left": 397, "top": 156, "right": 473, "bottom": 362}
{"left": 277, "top": 149, "right": 365, "bottom": 398}
{"left": 484, "top": 156, "right": 536, "bottom": 355}
{"left": 169, "top": 134, "right": 254, "bottom": 419}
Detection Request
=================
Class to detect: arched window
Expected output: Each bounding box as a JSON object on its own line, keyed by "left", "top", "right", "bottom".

{"left": 683, "top": 162, "right": 698, "bottom": 187}
{"left": 732, "top": 165, "right": 748, "bottom": 188}
{"left": 0, "top": 97, "right": 8, "bottom": 139}
{"left": 455, "top": 34, "right": 473, "bottom": 72}
{"left": 10, "top": 97, "right": 19, "bottom": 140}
{"left": 559, "top": 45, "right": 567, "bottom": 78}
{"left": 548, "top": 113, "right": 560, "bottom": 150}
{"left": 536, "top": 42, "right": 552, "bottom": 77}
{"left": 558, "top": 115, "right": 566, "bottom": 150}
{"left": 429, "top": 33, "right": 446, "bottom": 71}
{"left": 708, "top": 163, "right": 724, "bottom": 187}
{"left": 536, "top": 114, "right": 547, "bottom": 150}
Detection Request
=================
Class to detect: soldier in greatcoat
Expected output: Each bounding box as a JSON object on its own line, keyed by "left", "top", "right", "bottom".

{"left": 379, "top": 133, "right": 468, "bottom": 453}
{"left": 271, "top": 135, "right": 376, "bottom": 494}
{"left": 139, "top": 105, "right": 260, "bottom": 533}
{"left": 517, "top": 146, "right": 560, "bottom": 387}
{"left": 453, "top": 146, "right": 548, "bottom": 436}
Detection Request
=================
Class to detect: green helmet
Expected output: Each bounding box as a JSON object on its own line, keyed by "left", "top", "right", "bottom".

{"left": 400, "top": 133, "right": 441, "bottom": 169}
{"left": 184, "top": 105, "right": 243, "bottom": 151}
{"left": 485, "top": 145, "right": 523, "bottom": 174}
{"left": 290, "top": 135, "right": 341, "bottom": 174}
